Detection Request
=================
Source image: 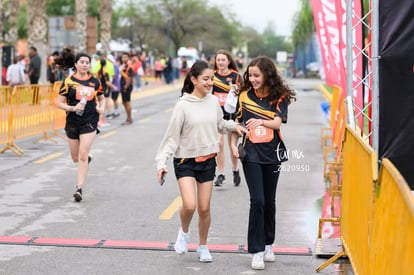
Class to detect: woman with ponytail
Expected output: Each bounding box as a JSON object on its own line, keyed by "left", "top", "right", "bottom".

{"left": 56, "top": 48, "right": 105, "bottom": 202}
{"left": 156, "top": 60, "right": 248, "bottom": 263}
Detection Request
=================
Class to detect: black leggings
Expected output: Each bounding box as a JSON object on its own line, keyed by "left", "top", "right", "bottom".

{"left": 242, "top": 161, "right": 280, "bottom": 253}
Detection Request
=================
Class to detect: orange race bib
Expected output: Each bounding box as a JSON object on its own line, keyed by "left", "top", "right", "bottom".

{"left": 249, "top": 126, "right": 274, "bottom": 143}
{"left": 76, "top": 85, "right": 95, "bottom": 101}
{"left": 214, "top": 92, "right": 228, "bottom": 107}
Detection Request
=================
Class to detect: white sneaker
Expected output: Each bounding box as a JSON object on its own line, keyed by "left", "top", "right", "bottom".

{"left": 264, "top": 245, "right": 275, "bottom": 262}
{"left": 174, "top": 228, "right": 189, "bottom": 255}
{"left": 197, "top": 245, "right": 213, "bottom": 263}
{"left": 251, "top": 251, "right": 265, "bottom": 270}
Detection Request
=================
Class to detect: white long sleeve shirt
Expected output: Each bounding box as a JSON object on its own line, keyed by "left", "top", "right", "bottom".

{"left": 156, "top": 93, "right": 238, "bottom": 170}
{"left": 6, "top": 63, "right": 25, "bottom": 85}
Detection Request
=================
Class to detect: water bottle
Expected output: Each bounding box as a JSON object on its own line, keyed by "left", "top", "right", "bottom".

{"left": 76, "top": 96, "right": 87, "bottom": 116}
{"left": 224, "top": 81, "right": 237, "bottom": 114}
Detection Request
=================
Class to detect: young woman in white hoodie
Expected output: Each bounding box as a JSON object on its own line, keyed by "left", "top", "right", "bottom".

{"left": 156, "top": 60, "right": 248, "bottom": 263}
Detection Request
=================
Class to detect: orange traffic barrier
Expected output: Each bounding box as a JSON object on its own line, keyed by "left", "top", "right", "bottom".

{"left": 368, "top": 159, "right": 414, "bottom": 275}
{"left": 317, "top": 125, "right": 378, "bottom": 273}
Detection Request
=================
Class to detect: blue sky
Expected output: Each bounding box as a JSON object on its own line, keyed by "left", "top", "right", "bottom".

{"left": 208, "top": 0, "right": 301, "bottom": 36}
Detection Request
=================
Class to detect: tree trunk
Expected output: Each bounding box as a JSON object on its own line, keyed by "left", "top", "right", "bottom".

{"left": 75, "top": 0, "right": 87, "bottom": 53}
{"left": 27, "top": 0, "right": 47, "bottom": 84}
{"left": 7, "top": 0, "right": 19, "bottom": 46}
{"left": 99, "top": 0, "right": 112, "bottom": 56}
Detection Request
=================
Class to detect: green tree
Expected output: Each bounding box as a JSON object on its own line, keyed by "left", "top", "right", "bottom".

{"left": 260, "top": 23, "right": 292, "bottom": 59}
{"left": 243, "top": 26, "right": 264, "bottom": 58}
{"left": 291, "top": 0, "right": 315, "bottom": 74}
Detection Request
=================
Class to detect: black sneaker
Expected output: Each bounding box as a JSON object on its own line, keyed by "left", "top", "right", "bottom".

{"left": 233, "top": 170, "right": 241, "bottom": 186}
{"left": 73, "top": 188, "right": 82, "bottom": 202}
{"left": 214, "top": 174, "right": 225, "bottom": 186}
{"left": 111, "top": 113, "right": 120, "bottom": 118}
{"left": 88, "top": 155, "right": 92, "bottom": 164}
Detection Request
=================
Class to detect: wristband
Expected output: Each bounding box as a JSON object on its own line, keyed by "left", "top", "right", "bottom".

{"left": 260, "top": 119, "right": 264, "bottom": 126}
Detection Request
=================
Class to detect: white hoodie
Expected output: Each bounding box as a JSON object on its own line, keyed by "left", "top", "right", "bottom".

{"left": 156, "top": 93, "right": 238, "bottom": 170}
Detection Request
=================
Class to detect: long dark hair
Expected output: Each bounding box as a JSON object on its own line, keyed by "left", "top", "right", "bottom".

{"left": 213, "top": 49, "right": 238, "bottom": 72}
{"left": 54, "top": 48, "right": 91, "bottom": 71}
{"left": 181, "top": 60, "right": 211, "bottom": 96}
{"left": 240, "top": 56, "right": 296, "bottom": 103}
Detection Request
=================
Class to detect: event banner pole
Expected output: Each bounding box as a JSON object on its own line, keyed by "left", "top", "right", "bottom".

{"left": 371, "top": 0, "right": 379, "bottom": 155}
{"left": 346, "top": 0, "right": 355, "bottom": 130}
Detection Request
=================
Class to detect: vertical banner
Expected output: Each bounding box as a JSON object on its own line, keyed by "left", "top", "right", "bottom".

{"left": 311, "top": 0, "right": 343, "bottom": 88}
{"left": 379, "top": 1, "right": 414, "bottom": 187}
{"left": 335, "top": 0, "right": 364, "bottom": 130}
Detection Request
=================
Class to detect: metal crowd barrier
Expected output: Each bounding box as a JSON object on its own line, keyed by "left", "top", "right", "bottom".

{"left": 317, "top": 126, "right": 414, "bottom": 274}
{"left": 317, "top": 125, "right": 378, "bottom": 273}
{"left": 0, "top": 82, "right": 65, "bottom": 156}
{"left": 368, "top": 158, "right": 414, "bottom": 275}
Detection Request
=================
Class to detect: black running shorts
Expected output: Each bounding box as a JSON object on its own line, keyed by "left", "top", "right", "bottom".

{"left": 65, "top": 122, "right": 99, "bottom": 140}
{"left": 121, "top": 88, "right": 132, "bottom": 103}
{"left": 111, "top": 91, "right": 119, "bottom": 101}
{"left": 173, "top": 157, "right": 216, "bottom": 183}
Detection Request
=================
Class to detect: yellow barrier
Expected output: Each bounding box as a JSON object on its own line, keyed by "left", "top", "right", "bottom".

{"left": 323, "top": 94, "right": 346, "bottom": 180}
{"left": 0, "top": 86, "right": 23, "bottom": 155}
{"left": 321, "top": 85, "right": 341, "bottom": 147}
{"left": 0, "top": 83, "right": 65, "bottom": 155}
{"left": 368, "top": 159, "right": 414, "bottom": 275}
{"left": 11, "top": 84, "right": 55, "bottom": 142}
{"left": 47, "top": 81, "right": 66, "bottom": 141}
{"left": 317, "top": 125, "right": 378, "bottom": 273}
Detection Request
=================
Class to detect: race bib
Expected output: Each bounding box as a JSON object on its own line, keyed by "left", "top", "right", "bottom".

{"left": 214, "top": 92, "right": 228, "bottom": 107}
{"left": 249, "top": 125, "right": 274, "bottom": 143}
{"left": 76, "top": 85, "right": 95, "bottom": 101}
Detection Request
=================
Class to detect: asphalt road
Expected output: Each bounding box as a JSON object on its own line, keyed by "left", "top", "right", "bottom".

{"left": 0, "top": 78, "right": 352, "bottom": 274}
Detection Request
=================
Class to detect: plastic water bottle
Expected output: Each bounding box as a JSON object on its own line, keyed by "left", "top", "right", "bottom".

{"left": 224, "top": 81, "right": 237, "bottom": 114}
{"left": 76, "top": 96, "right": 87, "bottom": 116}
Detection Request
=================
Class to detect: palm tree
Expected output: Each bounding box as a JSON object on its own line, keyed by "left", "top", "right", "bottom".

{"left": 75, "top": 0, "right": 87, "bottom": 53}
{"left": 27, "top": 0, "right": 47, "bottom": 83}
{"left": 99, "top": 0, "right": 112, "bottom": 56}
{"left": 7, "top": 0, "right": 20, "bottom": 46}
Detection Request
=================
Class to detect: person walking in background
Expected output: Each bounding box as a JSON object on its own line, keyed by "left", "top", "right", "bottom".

{"left": 156, "top": 60, "right": 248, "bottom": 263}
{"left": 28, "top": 46, "right": 41, "bottom": 104}
{"left": 120, "top": 52, "right": 134, "bottom": 125}
{"left": 47, "top": 51, "right": 63, "bottom": 84}
{"left": 6, "top": 57, "right": 25, "bottom": 90}
{"left": 96, "top": 58, "right": 112, "bottom": 127}
{"left": 132, "top": 54, "right": 142, "bottom": 91}
{"left": 154, "top": 56, "right": 164, "bottom": 82}
{"left": 172, "top": 56, "right": 181, "bottom": 80}
{"left": 55, "top": 48, "right": 105, "bottom": 202}
{"left": 28, "top": 46, "right": 41, "bottom": 84}
{"left": 163, "top": 56, "right": 173, "bottom": 84}
{"left": 212, "top": 50, "right": 242, "bottom": 187}
{"left": 107, "top": 54, "right": 121, "bottom": 118}
{"left": 231, "top": 56, "right": 296, "bottom": 270}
